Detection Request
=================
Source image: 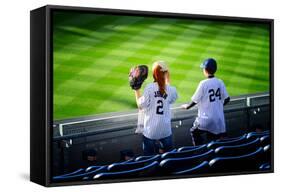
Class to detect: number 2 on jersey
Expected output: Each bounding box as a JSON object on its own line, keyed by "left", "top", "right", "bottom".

{"left": 208, "top": 88, "right": 221, "bottom": 102}
{"left": 156, "top": 100, "right": 164, "bottom": 115}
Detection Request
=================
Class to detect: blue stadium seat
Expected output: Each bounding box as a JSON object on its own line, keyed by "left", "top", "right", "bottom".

{"left": 260, "top": 135, "right": 270, "bottom": 146}
{"left": 53, "top": 132, "right": 271, "bottom": 182}
{"left": 216, "top": 134, "right": 247, "bottom": 142}
{"left": 207, "top": 135, "right": 247, "bottom": 149}
{"left": 261, "top": 144, "right": 271, "bottom": 163}
{"left": 214, "top": 138, "right": 260, "bottom": 157}
{"left": 162, "top": 144, "right": 208, "bottom": 159}
{"left": 54, "top": 168, "right": 85, "bottom": 178}
{"left": 134, "top": 149, "right": 176, "bottom": 162}
{"left": 85, "top": 159, "right": 134, "bottom": 172}
{"left": 85, "top": 158, "right": 135, "bottom": 172}
{"left": 246, "top": 131, "right": 269, "bottom": 140}
{"left": 209, "top": 147, "right": 264, "bottom": 173}
{"left": 53, "top": 166, "right": 107, "bottom": 182}
{"left": 134, "top": 154, "right": 162, "bottom": 162}
{"left": 177, "top": 144, "right": 205, "bottom": 152}
{"left": 86, "top": 165, "right": 106, "bottom": 172}
{"left": 93, "top": 161, "right": 159, "bottom": 179}
{"left": 107, "top": 155, "right": 160, "bottom": 172}
{"left": 263, "top": 144, "right": 270, "bottom": 152}
{"left": 171, "top": 161, "right": 210, "bottom": 175}
{"left": 259, "top": 162, "right": 271, "bottom": 171}
{"left": 159, "top": 149, "right": 214, "bottom": 173}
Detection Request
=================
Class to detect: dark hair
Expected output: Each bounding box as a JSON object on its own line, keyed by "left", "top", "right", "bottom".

{"left": 205, "top": 67, "right": 216, "bottom": 75}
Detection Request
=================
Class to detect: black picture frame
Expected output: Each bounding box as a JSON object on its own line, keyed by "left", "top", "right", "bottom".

{"left": 30, "top": 4, "right": 274, "bottom": 187}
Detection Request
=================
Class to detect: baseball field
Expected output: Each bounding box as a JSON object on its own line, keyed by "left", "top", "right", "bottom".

{"left": 53, "top": 12, "right": 270, "bottom": 120}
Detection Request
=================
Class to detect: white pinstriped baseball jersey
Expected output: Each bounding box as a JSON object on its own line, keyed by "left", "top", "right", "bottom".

{"left": 137, "top": 82, "right": 178, "bottom": 140}
{"left": 191, "top": 77, "right": 229, "bottom": 134}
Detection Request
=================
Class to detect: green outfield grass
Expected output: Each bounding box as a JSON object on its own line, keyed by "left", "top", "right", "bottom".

{"left": 53, "top": 12, "right": 270, "bottom": 120}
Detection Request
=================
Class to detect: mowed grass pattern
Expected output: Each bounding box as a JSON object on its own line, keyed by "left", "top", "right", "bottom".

{"left": 53, "top": 12, "right": 270, "bottom": 120}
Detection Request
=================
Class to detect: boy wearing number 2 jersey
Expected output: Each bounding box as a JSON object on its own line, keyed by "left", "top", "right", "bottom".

{"left": 182, "top": 58, "right": 230, "bottom": 146}
{"left": 134, "top": 61, "right": 178, "bottom": 155}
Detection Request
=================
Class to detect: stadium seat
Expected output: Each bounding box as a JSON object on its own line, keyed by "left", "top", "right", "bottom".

{"left": 85, "top": 159, "right": 135, "bottom": 172}
{"left": 53, "top": 168, "right": 85, "bottom": 178}
{"left": 107, "top": 155, "right": 160, "bottom": 172}
{"left": 261, "top": 144, "right": 271, "bottom": 163}
{"left": 93, "top": 161, "right": 159, "bottom": 179}
{"left": 209, "top": 147, "right": 264, "bottom": 173}
{"left": 134, "top": 149, "right": 176, "bottom": 162}
{"left": 246, "top": 131, "right": 269, "bottom": 140}
{"left": 86, "top": 165, "right": 106, "bottom": 172}
{"left": 162, "top": 145, "right": 208, "bottom": 159}
{"left": 177, "top": 144, "right": 207, "bottom": 152}
{"left": 159, "top": 149, "right": 214, "bottom": 173}
{"left": 216, "top": 134, "right": 246, "bottom": 142}
{"left": 259, "top": 162, "right": 271, "bottom": 171}
{"left": 53, "top": 131, "right": 272, "bottom": 182}
{"left": 177, "top": 144, "right": 205, "bottom": 152}
{"left": 207, "top": 135, "right": 248, "bottom": 149}
{"left": 134, "top": 154, "right": 162, "bottom": 162}
{"left": 53, "top": 166, "right": 107, "bottom": 182}
{"left": 260, "top": 135, "right": 270, "bottom": 146}
{"left": 214, "top": 138, "right": 260, "bottom": 157}
{"left": 172, "top": 161, "right": 210, "bottom": 175}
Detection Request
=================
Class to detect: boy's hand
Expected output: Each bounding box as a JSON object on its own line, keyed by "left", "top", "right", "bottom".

{"left": 181, "top": 104, "right": 189, "bottom": 109}
{"left": 181, "top": 102, "right": 196, "bottom": 110}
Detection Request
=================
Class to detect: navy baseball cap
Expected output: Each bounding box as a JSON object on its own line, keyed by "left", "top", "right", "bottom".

{"left": 200, "top": 58, "right": 217, "bottom": 74}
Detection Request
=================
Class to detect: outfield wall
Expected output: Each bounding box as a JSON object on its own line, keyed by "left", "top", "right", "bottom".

{"left": 52, "top": 92, "right": 270, "bottom": 175}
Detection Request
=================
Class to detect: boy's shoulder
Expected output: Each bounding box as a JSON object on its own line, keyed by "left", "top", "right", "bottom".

{"left": 200, "top": 77, "right": 224, "bottom": 85}
{"left": 196, "top": 78, "right": 225, "bottom": 90}
{"left": 198, "top": 78, "right": 210, "bottom": 87}
{"left": 215, "top": 77, "right": 225, "bottom": 85}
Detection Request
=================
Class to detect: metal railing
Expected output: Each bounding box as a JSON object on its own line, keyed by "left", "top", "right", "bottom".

{"left": 53, "top": 92, "right": 269, "bottom": 141}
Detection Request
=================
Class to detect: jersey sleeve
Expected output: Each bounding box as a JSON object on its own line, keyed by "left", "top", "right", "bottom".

{"left": 169, "top": 86, "right": 178, "bottom": 104}
{"left": 220, "top": 80, "right": 229, "bottom": 100}
{"left": 191, "top": 81, "right": 204, "bottom": 103}
{"left": 137, "top": 86, "right": 151, "bottom": 109}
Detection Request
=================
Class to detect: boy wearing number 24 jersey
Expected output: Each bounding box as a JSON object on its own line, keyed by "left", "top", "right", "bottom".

{"left": 182, "top": 58, "right": 230, "bottom": 146}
